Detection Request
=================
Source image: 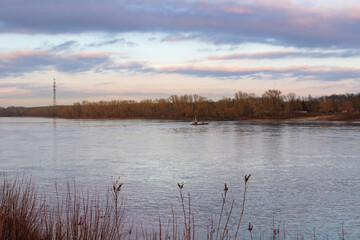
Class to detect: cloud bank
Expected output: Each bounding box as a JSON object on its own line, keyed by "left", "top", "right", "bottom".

{"left": 207, "top": 50, "right": 360, "bottom": 60}
{"left": 156, "top": 65, "right": 360, "bottom": 81}
{"left": 1, "top": 0, "right": 360, "bottom": 48}
{"left": 0, "top": 50, "right": 153, "bottom": 77}
{"left": 1, "top": 49, "right": 359, "bottom": 82}
{"left": 1, "top": 0, "right": 359, "bottom": 106}
{"left": 0, "top": 50, "right": 112, "bottom": 77}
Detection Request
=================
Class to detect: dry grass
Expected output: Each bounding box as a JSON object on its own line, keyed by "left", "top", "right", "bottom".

{"left": 0, "top": 175, "right": 351, "bottom": 240}
{"left": 0, "top": 175, "right": 126, "bottom": 240}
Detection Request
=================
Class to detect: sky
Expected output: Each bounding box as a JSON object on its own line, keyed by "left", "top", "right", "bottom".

{"left": 1, "top": 0, "right": 360, "bottom": 107}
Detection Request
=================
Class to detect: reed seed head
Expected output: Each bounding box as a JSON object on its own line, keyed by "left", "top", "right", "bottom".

{"left": 224, "top": 183, "right": 229, "bottom": 192}
{"left": 177, "top": 183, "right": 184, "bottom": 189}
{"left": 248, "top": 222, "right": 253, "bottom": 232}
{"left": 245, "top": 174, "right": 251, "bottom": 183}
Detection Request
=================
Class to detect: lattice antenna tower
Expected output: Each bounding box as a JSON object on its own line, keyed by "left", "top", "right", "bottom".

{"left": 53, "top": 78, "right": 57, "bottom": 106}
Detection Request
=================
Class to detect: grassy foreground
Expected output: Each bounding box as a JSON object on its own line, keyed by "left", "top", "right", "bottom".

{"left": 0, "top": 175, "right": 350, "bottom": 240}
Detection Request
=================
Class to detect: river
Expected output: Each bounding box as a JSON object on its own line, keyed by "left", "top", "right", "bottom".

{"left": 1, "top": 117, "right": 359, "bottom": 239}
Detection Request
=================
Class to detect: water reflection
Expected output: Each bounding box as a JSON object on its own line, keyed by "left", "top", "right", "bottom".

{"left": 52, "top": 118, "right": 57, "bottom": 162}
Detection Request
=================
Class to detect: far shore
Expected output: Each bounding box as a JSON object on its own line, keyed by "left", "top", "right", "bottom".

{"left": 2, "top": 92, "right": 360, "bottom": 121}
{"left": 285, "top": 115, "right": 344, "bottom": 121}
{"left": 224, "top": 114, "right": 360, "bottom": 122}
{"left": 1, "top": 113, "right": 360, "bottom": 122}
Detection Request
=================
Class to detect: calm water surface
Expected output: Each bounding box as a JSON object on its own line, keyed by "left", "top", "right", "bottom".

{"left": 1, "top": 117, "right": 360, "bottom": 239}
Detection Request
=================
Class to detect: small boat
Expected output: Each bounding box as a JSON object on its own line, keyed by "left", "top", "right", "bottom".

{"left": 190, "top": 118, "right": 209, "bottom": 125}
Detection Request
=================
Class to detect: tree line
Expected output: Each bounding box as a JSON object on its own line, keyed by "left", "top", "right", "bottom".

{"left": 1, "top": 90, "right": 360, "bottom": 120}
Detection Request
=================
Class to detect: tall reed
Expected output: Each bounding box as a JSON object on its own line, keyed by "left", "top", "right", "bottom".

{"left": 0, "top": 175, "right": 127, "bottom": 240}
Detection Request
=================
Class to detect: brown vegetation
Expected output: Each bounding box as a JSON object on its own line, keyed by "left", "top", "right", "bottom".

{"left": 0, "top": 176, "right": 126, "bottom": 240}
{"left": 1, "top": 90, "right": 360, "bottom": 121}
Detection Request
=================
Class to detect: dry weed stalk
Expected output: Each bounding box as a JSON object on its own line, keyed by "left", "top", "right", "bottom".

{"left": 233, "top": 174, "right": 251, "bottom": 240}
{"left": 177, "top": 182, "right": 194, "bottom": 240}
{"left": 215, "top": 183, "right": 228, "bottom": 240}
{"left": 248, "top": 222, "right": 253, "bottom": 240}
{"left": 112, "top": 177, "right": 124, "bottom": 240}
{"left": 337, "top": 222, "right": 351, "bottom": 240}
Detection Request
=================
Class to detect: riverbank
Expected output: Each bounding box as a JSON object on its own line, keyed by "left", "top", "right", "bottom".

{"left": 246, "top": 113, "right": 360, "bottom": 122}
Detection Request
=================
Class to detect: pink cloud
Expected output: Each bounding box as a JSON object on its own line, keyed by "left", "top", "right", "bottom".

{"left": 156, "top": 64, "right": 360, "bottom": 81}
{"left": 207, "top": 50, "right": 360, "bottom": 59}
{"left": 1, "top": 50, "right": 46, "bottom": 60}
{"left": 161, "top": 35, "right": 194, "bottom": 42}
{"left": 158, "top": 65, "right": 311, "bottom": 73}
{"left": 207, "top": 51, "right": 296, "bottom": 60}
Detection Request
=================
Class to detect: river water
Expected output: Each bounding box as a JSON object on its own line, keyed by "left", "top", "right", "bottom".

{"left": 1, "top": 117, "right": 360, "bottom": 239}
